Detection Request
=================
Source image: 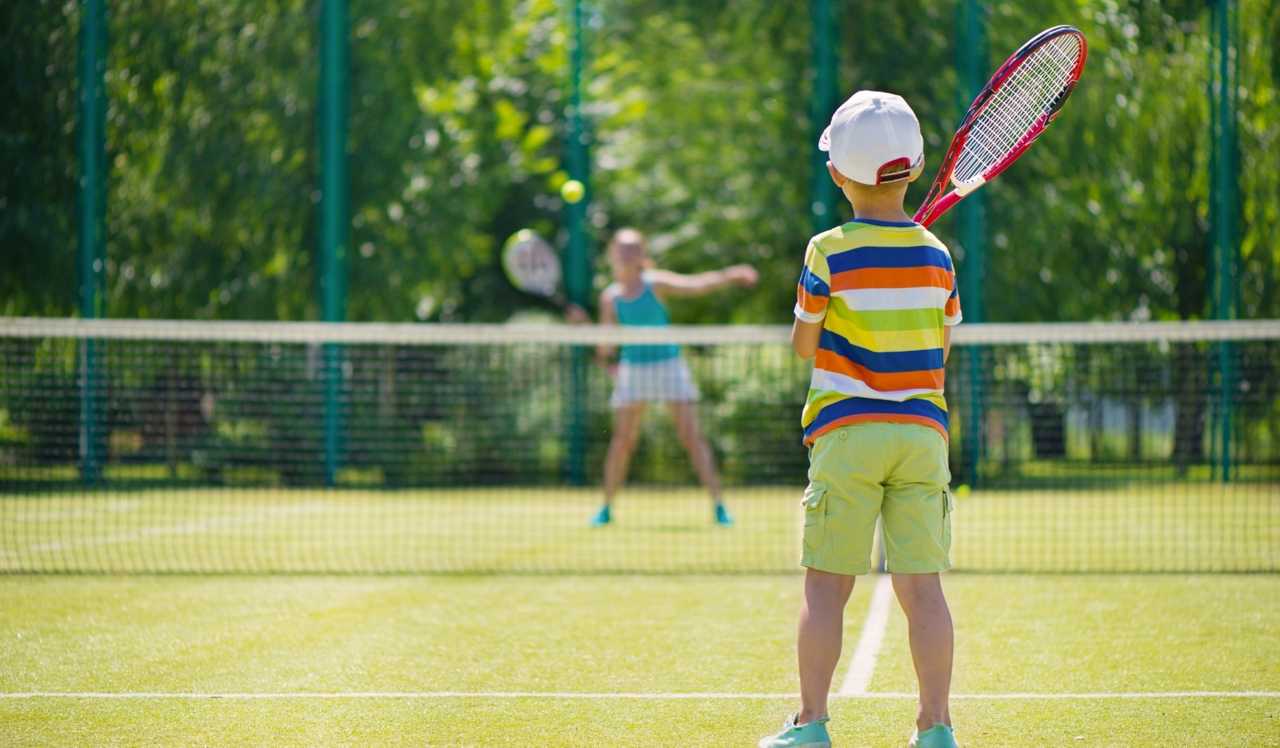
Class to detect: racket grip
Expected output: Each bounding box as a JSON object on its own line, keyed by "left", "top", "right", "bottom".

{"left": 915, "top": 190, "right": 964, "bottom": 228}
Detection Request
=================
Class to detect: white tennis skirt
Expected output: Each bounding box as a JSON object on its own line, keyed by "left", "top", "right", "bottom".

{"left": 610, "top": 357, "right": 700, "bottom": 408}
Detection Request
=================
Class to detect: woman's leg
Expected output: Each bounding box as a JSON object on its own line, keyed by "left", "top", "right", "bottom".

{"left": 667, "top": 401, "right": 722, "bottom": 505}
{"left": 603, "top": 403, "right": 646, "bottom": 507}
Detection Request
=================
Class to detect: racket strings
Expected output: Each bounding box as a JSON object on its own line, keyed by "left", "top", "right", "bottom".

{"left": 953, "top": 34, "right": 1082, "bottom": 184}
{"left": 957, "top": 37, "right": 1078, "bottom": 177}
{"left": 980, "top": 41, "right": 1077, "bottom": 147}
{"left": 961, "top": 53, "right": 1073, "bottom": 176}
{"left": 504, "top": 235, "right": 562, "bottom": 296}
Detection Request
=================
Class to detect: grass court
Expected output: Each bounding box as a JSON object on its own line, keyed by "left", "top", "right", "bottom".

{"left": 2, "top": 483, "right": 1279, "bottom": 745}
{"left": 2, "top": 573, "right": 1278, "bottom": 745}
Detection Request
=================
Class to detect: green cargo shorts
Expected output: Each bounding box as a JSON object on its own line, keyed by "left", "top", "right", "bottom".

{"left": 801, "top": 422, "right": 953, "bottom": 576}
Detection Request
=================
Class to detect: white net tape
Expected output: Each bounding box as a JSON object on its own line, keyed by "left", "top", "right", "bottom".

{"left": 952, "top": 33, "right": 1082, "bottom": 186}
{"left": 1, "top": 318, "right": 1277, "bottom": 346}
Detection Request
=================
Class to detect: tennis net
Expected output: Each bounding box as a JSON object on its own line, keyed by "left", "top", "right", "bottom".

{"left": 1, "top": 318, "right": 1276, "bottom": 573}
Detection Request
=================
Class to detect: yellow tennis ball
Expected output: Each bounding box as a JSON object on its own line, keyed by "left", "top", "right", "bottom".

{"left": 955, "top": 484, "right": 971, "bottom": 499}
{"left": 560, "top": 179, "right": 585, "bottom": 204}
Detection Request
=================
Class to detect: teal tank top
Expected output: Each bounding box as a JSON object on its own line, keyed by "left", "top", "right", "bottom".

{"left": 613, "top": 276, "right": 680, "bottom": 364}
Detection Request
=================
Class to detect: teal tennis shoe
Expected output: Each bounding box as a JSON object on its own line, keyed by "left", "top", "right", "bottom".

{"left": 909, "top": 723, "right": 958, "bottom": 748}
{"left": 715, "top": 503, "right": 734, "bottom": 526}
{"left": 589, "top": 506, "right": 611, "bottom": 526}
{"left": 758, "top": 714, "right": 830, "bottom": 748}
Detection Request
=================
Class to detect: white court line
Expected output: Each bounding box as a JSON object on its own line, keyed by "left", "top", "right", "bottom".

{"left": 2, "top": 691, "right": 1278, "bottom": 700}
{"left": 839, "top": 574, "right": 895, "bottom": 696}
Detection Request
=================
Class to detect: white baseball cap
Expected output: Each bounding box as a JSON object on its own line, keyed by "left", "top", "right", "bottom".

{"left": 819, "top": 90, "right": 924, "bottom": 186}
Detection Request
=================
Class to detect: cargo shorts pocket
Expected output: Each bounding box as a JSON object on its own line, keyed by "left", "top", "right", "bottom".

{"left": 940, "top": 485, "right": 954, "bottom": 554}
{"left": 801, "top": 481, "right": 828, "bottom": 554}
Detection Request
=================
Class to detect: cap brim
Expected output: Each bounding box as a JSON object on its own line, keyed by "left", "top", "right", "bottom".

{"left": 818, "top": 125, "right": 831, "bottom": 152}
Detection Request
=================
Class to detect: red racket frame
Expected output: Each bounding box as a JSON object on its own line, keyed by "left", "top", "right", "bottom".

{"left": 914, "top": 25, "right": 1088, "bottom": 227}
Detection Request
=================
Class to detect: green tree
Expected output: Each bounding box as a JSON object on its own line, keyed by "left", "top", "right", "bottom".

{"left": 958, "top": 0, "right": 1277, "bottom": 323}
{"left": 0, "top": 0, "right": 79, "bottom": 317}
{"left": 0, "top": 0, "right": 1275, "bottom": 324}
{"left": 103, "top": 0, "right": 317, "bottom": 320}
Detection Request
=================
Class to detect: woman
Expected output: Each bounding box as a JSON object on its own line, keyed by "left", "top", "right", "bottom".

{"left": 589, "top": 228, "right": 757, "bottom": 526}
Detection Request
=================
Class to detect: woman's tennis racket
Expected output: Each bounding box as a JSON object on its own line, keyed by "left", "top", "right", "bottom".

{"left": 914, "top": 25, "right": 1088, "bottom": 227}
{"left": 502, "top": 228, "right": 593, "bottom": 322}
{"left": 502, "top": 229, "right": 565, "bottom": 304}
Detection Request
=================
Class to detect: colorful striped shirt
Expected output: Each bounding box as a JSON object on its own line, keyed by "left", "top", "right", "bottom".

{"left": 794, "top": 218, "right": 962, "bottom": 445}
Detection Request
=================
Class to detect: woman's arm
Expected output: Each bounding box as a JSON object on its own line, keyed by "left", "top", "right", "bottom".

{"left": 596, "top": 288, "right": 619, "bottom": 363}
{"left": 647, "top": 265, "right": 758, "bottom": 298}
{"left": 791, "top": 318, "right": 823, "bottom": 361}
{"left": 563, "top": 303, "right": 592, "bottom": 325}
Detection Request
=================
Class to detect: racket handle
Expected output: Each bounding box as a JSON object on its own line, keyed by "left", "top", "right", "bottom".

{"left": 915, "top": 190, "right": 964, "bottom": 228}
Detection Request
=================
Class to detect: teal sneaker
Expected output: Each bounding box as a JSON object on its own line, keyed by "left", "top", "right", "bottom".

{"left": 589, "top": 506, "right": 611, "bottom": 526}
{"left": 714, "top": 503, "right": 734, "bottom": 526}
{"left": 758, "top": 714, "right": 830, "bottom": 748}
{"left": 909, "top": 723, "right": 958, "bottom": 748}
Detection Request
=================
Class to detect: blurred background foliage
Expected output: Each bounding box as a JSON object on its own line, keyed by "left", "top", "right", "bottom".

{"left": 2, "top": 0, "right": 1277, "bottom": 323}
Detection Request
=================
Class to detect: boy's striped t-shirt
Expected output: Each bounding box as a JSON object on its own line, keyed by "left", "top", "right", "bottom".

{"left": 794, "top": 218, "right": 962, "bottom": 445}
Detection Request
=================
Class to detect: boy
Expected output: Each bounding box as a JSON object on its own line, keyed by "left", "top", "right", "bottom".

{"left": 759, "top": 91, "right": 962, "bottom": 748}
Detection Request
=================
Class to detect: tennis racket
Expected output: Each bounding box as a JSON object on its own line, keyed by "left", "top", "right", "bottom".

{"left": 914, "top": 25, "right": 1088, "bottom": 227}
{"left": 502, "top": 228, "right": 595, "bottom": 323}
{"left": 502, "top": 229, "right": 564, "bottom": 301}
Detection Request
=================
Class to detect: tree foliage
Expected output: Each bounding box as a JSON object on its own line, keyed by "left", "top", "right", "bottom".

{"left": 1, "top": 0, "right": 1276, "bottom": 323}
{"left": 0, "top": 0, "right": 79, "bottom": 316}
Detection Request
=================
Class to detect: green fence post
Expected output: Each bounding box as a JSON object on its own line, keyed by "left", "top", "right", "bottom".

{"left": 1212, "top": 0, "right": 1237, "bottom": 483}
{"left": 563, "top": 0, "right": 591, "bottom": 486}
{"left": 957, "top": 0, "right": 986, "bottom": 489}
{"left": 809, "top": 0, "right": 840, "bottom": 235}
{"left": 77, "top": 0, "right": 107, "bottom": 486}
{"left": 319, "top": 0, "right": 350, "bottom": 487}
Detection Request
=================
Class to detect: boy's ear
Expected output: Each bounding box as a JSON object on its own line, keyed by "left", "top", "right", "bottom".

{"left": 907, "top": 157, "right": 925, "bottom": 183}
{"left": 826, "top": 161, "right": 848, "bottom": 187}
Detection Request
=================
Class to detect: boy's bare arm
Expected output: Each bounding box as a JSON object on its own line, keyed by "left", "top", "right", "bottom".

{"left": 792, "top": 318, "right": 824, "bottom": 361}
{"left": 648, "top": 266, "right": 757, "bottom": 298}
{"left": 943, "top": 326, "right": 951, "bottom": 364}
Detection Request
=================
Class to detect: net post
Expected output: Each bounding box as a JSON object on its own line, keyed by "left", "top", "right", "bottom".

{"left": 77, "top": 0, "right": 107, "bottom": 486}
{"left": 956, "top": 0, "right": 986, "bottom": 488}
{"left": 319, "top": 0, "right": 350, "bottom": 487}
{"left": 808, "top": 0, "right": 841, "bottom": 235}
{"left": 1212, "top": 0, "right": 1237, "bottom": 483}
{"left": 563, "top": 0, "right": 592, "bottom": 485}
{"left": 961, "top": 346, "right": 983, "bottom": 488}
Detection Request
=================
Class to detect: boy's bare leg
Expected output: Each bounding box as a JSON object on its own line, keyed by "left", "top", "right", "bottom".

{"left": 891, "top": 572, "right": 953, "bottom": 732}
{"left": 796, "top": 568, "right": 857, "bottom": 724}
{"left": 603, "top": 404, "right": 646, "bottom": 506}
{"left": 667, "top": 401, "right": 721, "bottom": 504}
